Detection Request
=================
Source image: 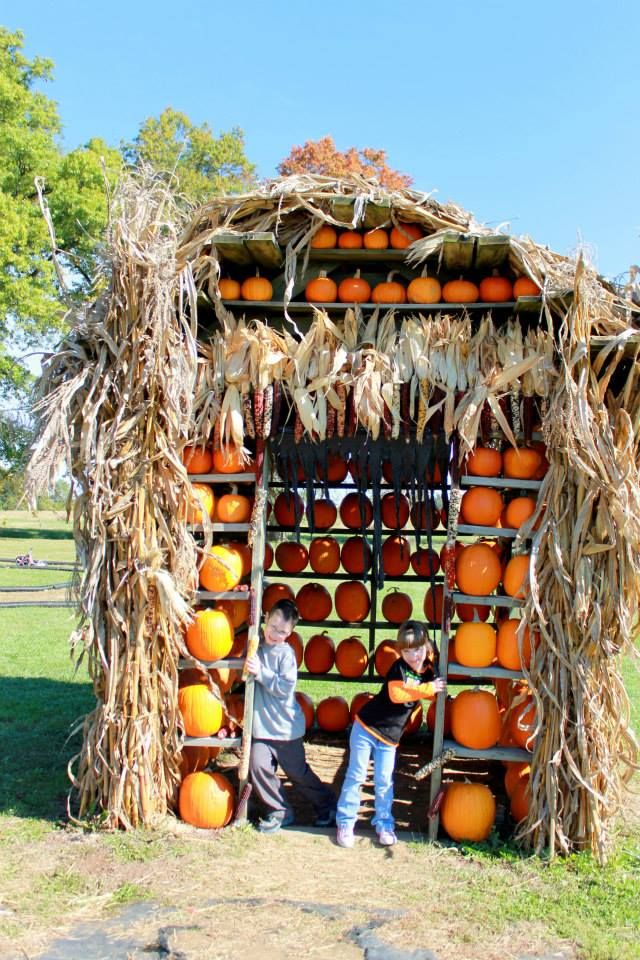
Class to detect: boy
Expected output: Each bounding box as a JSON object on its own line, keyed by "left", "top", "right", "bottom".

{"left": 245, "top": 598, "right": 336, "bottom": 834}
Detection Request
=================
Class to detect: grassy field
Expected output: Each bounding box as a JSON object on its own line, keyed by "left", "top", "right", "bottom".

{"left": 1, "top": 511, "right": 639, "bottom": 960}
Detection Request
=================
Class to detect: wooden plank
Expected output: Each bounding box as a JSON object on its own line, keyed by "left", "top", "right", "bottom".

{"left": 330, "top": 197, "right": 356, "bottom": 225}
{"left": 179, "top": 657, "right": 245, "bottom": 669}
{"left": 442, "top": 739, "right": 531, "bottom": 763}
{"left": 196, "top": 590, "right": 248, "bottom": 601}
{"left": 244, "top": 231, "right": 283, "bottom": 268}
{"left": 188, "top": 522, "right": 250, "bottom": 533}
{"left": 445, "top": 664, "right": 524, "bottom": 681}
{"left": 188, "top": 473, "right": 256, "bottom": 483}
{"left": 308, "top": 248, "right": 406, "bottom": 263}
{"left": 474, "top": 235, "right": 510, "bottom": 270}
{"left": 212, "top": 233, "right": 253, "bottom": 265}
{"left": 442, "top": 231, "right": 475, "bottom": 272}
{"left": 183, "top": 736, "right": 242, "bottom": 748}
{"left": 458, "top": 524, "right": 521, "bottom": 539}
{"left": 460, "top": 476, "right": 543, "bottom": 491}
{"left": 452, "top": 591, "right": 524, "bottom": 609}
{"left": 363, "top": 200, "right": 391, "bottom": 229}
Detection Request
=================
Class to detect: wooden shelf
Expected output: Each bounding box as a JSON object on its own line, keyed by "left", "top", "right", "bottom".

{"left": 264, "top": 570, "right": 445, "bottom": 583}
{"left": 266, "top": 525, "right": 447, "bottom": 538}
{"left": 220, "top": 299, "right": 536, "bottom": 313}
{"left": 183, "top": 736, "right": 242, "bottom": 749}
{"left": 179, "top": 658, "right": 245, "bottom": 669}
{"left": 451, "top": 591, "right": 524, "bottom": 608}
{"left": 460, "top": 476, "right": 543, "bottom": 490}
{"left": 188, "top": 473, "right": 256, "bottom": 483}
{"left": 445, "top": 664, "right": 524, "bottom": 681}
{"left": 442, "top": 739, "right": 531, "bottom": 763}
{"left": 196, "top": 590, "right": 251, "bottom": 601}
{"left": 457, "top": 524, "right": 527, "bottom": 539}
{"left": 189, "top": 523, "right": 250, "bottom": 533}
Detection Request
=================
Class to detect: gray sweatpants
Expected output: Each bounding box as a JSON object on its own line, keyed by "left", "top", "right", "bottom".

{"left": 250, "top": 737, "right": 336, "bottom": 819}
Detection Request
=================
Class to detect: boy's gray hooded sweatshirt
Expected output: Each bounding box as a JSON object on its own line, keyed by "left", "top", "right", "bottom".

{"left": 252, "top": 641, "right": 306, "bottom": 741}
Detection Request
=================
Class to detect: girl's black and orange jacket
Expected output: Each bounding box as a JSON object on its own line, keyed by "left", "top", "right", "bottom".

{"left": 356, "top": 658, "right": 438, "bottom": 747}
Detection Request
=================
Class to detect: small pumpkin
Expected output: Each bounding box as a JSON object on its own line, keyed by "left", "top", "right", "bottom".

{"left": 261, "top": 582, "right": 295, "bottom": 613}
{"left": 212, "top": 446, "right": 252, "bottom": 474}
{"left": 442, "top": 277, "right": 480, "bottom": 303}
{"left": 214, "top": 597, "right": 248, "bottom": 629}
{"left": 451, "top": 689, "right": 501, "bottom": 749}
{"left": 502, "top": 554, "right": 530, "bottom": 599}
{"left": 315, "top": 453, "right": 348, "bottom": 483}
{"left": 296, "top": 691, "right": 315, "bottom": 730}
{"left": 215, "top": 490, "right": 252, "bottom": 523}
{"left": 440, "top": 781, "right": 496, "bottom": 843}
{"left": 456, "top": 601, "right": 490, "bottom": 623}
{"left": 374, "top": 639, "right": 400, "bottom": 677}
{"left": 402, "top": 703, "right": 423, "bottom": 737}
{"left": 423, "top": 584, "right": 444, "bottom": 624}
{"left": 310, "top": 497, "right": 337, "bottom": 531}
{"left": 209, "top": 666, "right": 238, "bottom": 695}
{"left": 479, "top": 271, "right": 513, "bottom": 302}
{"left": 183, "top": 445, "right": 213, "bottom": 475}
{"left": 340, "top": 492, "right": 373, "bottom": 529}
{"left": 199, "top": 545, "right": 243, "bottom": 592}
{"left": 454, "top": 622, "right": 497, "bottom": 669}
{"left": 338, "top": 269, "right": 371, "bottom": 304}
{"left": 503, "top": 446, "right": 542, "bottom": 480}
{"left": 296, "top": 582, "right": 333, "bottom": 621}
{"left": 381, "top": 491, "right": 410, "bottom": 529}
{"left": 455, "top": 543, "right": 502, "bottom": 596}
{"left": 503, "top": 496, "right": 536, "bottom": 530}
{"left": 316, "top": 696, "right": 350, "bottom": 732}
{"left": 390, "top": 221, "right": 424, "bottom": 249}
{"left": 335, "top": 580, "right": 371, "bottom": 623}
{"left": 338, "top": 230, "right": 363, "bottom": 249}
{"left": 465, "top": 446, "right": 502, "bottom": 478}
{"left": 310, "top": 225, "right": 338, "bottom": 249}
{"left": 240, "top": 270, "right": 273, "bottom": 302}
{"left": 504, "top": 761, "right": 530, "bottom": 798}
{"left": 305, "top": 271, "right": 337, "bottom": 303}
{"left": 513, "top": 276, "right": 541, "bottom": 298}
{"left": 410, "top": 547, "right": 440, "bottom": 577}
{"left": 381, "top": 534, "right": 411, "bottom": 576}
{"left": 508, "top": 696, "right": 537, "bottom": 750}
{"left": 350, "top": 691, "right": 374, "bottom": 721}
{"left": 275, "top": 541, "right": 309, "bottom": 574}
{"left": 263, "top": 543, "right": 274, "bottom": 570}
{"left": 371, "top": 270, "right": 406, "bottom": 304}
{"left": 178, "top": 771, "right": 235, "bottom": 829}
{"left": 335, "top": 636, "right": 369, "bottom": 678}
{"left": 340, "top": 536, "right": 372, "bottom": 575}
{"left": 309, "top": 536, "right": 341, "bottom": 574}
{"left": 303, "top": 631, "right": 336, "bottom": 673}
{"left": 218, "top": 278, "right": 241, "bottom": 300}
{"left": 363, "top": 228, "right": 389, "bottom": 249}
{"left": 381, "top": 590, "right": 413, "bottom": 624}
{"left": 273, "top": 492, "right": 304, "bottom": 528}
{"left": 460, "top": 487, "right": 504, "bottom": 527}
{"left": 286, "top": 630, "right": 304, "bottom": 667}
{"left": 407, "top": 271, "right": 442, "bottom": 304}
{"left": 186, "top": 482, "right": 215, "bottom": 523}
{"left": 496, "top": 618, "right": 532, "bottom": 671}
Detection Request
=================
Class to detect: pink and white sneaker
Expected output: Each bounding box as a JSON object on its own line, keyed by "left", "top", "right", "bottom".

{"left": 376, "top": 828, "right": 397, "bottom": 846}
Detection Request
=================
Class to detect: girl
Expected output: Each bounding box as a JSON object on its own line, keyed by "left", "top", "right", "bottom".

{"left": 335, "top": 620, "right": 446, "bottom": 847}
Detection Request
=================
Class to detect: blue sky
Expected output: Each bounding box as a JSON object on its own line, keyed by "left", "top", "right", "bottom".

{"left": 9, "top": 0, "right": 639, "bottom": 279}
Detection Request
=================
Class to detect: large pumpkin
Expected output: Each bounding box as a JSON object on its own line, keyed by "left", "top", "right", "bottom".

{"left": 381, "top": 492, "right": 410, "bottom": 529}
{"left": 225, "top": 541, "right": 252, "bottom": 577}
{"left": 390, "top": 222, "right": 424, "bottom": 249}
{"left": 215, "top": 492, "right": 251, "bottom": 524}
{"left": 440, "top": 782, "right": 496, "bottom": 842}
{"left": 262, "top": 582, "right": 295, "bottom": 613}
{"left": 275, "top": 541, "right": 309, "bottom": 574}
{"left": 338, "top": 270, "right": 371, "bottom": 304}
{"left": 350, "top": 691, "right": 374, "bottom": 721}
{"left": 310, "top": 497, "right": 337, "bottom": 531}
{"left": 407, "top": 273, "right": 441, "bottom": 304}
{"left": 199, "top": 545, "right": 244, "bottom": 592}
{"left": 178, "top": 771, "right": 235, "bottom": 829}
{"left": 309, "top": 536, "right": 341, "bottom": 574}
{"left": 340, "top": 492, "right": 373, "bottom": 529}
{"left": 410, "top": 547, "right": 440, "bottom": 577}
{"left": 341, "top": 536, "right": 372, "bottom": 575}
{"left": 286, "top": 630, "right": 304, "bottom": 667}
{"left": 479, "top": 273, "right": 513, "bottom": 302}
{"left": 273, "top": 492, "right": 304, "bottom": 528}
{"left": 442, "top": 278, "right": 479, "bottom": 303}
{"left": 186, "top": 608, "right": 234, "bottom": 662}
{"left": 305, "top": 271, "right": 337, "bottom": 303}
{"left": 423, "top": 584, "right": 444, "bottom": 624}
{"left": 178, "top": 683, "right": 224, "bottom": 737}
{"left": 297, "top": 582, "right": 333, "bottom": 621}
{"left": 496, "top": 618, "right": 532, "bottom": 670}
{"left": 214, "top": 597, "right": 247, "bottom": 629}
{"left": 460, "top": 487, "right": 504, "bottom": 527}
{"left": 374, "top": 640, "right": 400, "bottom": 677}
{"left": 503, "top": 554, "right": 530, "bottom": 599}
{"left": 453, "top": 622, "right": 497, "bottom": 669}
{"left": 465, "top": 446, "right": 502, "bottom": 478}
{"left": 335, "top": 581, "right": 371, "bottom": 623}
{"left": 212, "top": 446, "right": 252, "bottom": 474}
{"left": 316, "top": 696, "right": 350, "bottom": 733}
{"left": 451, "top": 689, "right": 501, "bottom": 749}
{"left": 183, "top": 445, "right": 213, "bottom": 475}
{"left": 455, "top": 543, "right": 502, "bottom": 596}
{"left": 508, "top": 696, "right": 537, "bottom": 750}
{"left": 503, "top": 446, "right": 542, "bottom": 480}
{"left": 241, "top": 271, "right": 273, "bottom": 302}
{"left": 381, "top": 590, "right": 413, "bottom": 624}
{"left": 381, "top": 535, "right": 411, "bottom": 576}
{"left": 335, "top": 636, "right": 368, "bottom": 678}
{"left": 303, "top": 632, "right": 336, "bottom": 673}
{"left": 310, "top": 225, "right": 337, "bottom": 249}
{"left": 296, "top": 691, "right": 315, "bottom": 731}
{"left": 186, "top": 483, "right": 215, "bottom": 523}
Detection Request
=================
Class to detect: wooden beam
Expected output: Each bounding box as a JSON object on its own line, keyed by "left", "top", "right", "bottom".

{"left": 363, "top": 200, "right": 391, "bottom": 228}
{"left": 474, "top": 235, "right": 510, "bottom": 270}
{"left": 212, "top": 233, "right": 253, "bottom": 265}
{"left": 244, "top": 231, "right": 284, "bottom": 268}
{"left": 330, "top": 197, "right": 356, "bottom": 225}
{"left": 441, "top": 231, "right": 475, "bottom": 272}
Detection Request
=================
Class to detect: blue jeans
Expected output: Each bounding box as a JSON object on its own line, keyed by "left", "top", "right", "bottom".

{"left": 337, "top": 720, "right": 397, "bottom": 832}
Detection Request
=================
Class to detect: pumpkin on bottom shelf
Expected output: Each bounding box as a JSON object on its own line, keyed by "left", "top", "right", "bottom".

{"left": 178, "top": 683, "right": 224, "bottom": 738}
{"left": 296, "top": 691, "right": 315, "bottom": 731}
{"left": 335, "top": 636, "right": 368, "bottom": 678}
{"left": 179, "top": 771, "right": 235, "bottom": 829}
{"left": 316, "top": 696, "right": 350, "bottom": 732}
{"left": 440, "top": 781, "right": 496, "bottom": 842}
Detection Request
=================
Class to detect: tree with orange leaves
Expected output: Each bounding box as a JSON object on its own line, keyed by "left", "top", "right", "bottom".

{"left": 277, "top": 136, "right": 412, "bottom": 190}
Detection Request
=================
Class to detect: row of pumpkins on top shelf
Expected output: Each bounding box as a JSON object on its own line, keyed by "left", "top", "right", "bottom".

{"left": 218, "top": 268, "right": 541, "bottom": 306}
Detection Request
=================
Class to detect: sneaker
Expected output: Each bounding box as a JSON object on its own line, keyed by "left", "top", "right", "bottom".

{"left": 314, "top": 807, "right": 337, "bottom": 828}
{"left": 336, "top": 825, "right": 355, "bottom": 848}
{"left": 257, "top": 811, "right": 295, "bottom": 834}
{"left": 376, "top": 828, "right": 397, "bottom": 847}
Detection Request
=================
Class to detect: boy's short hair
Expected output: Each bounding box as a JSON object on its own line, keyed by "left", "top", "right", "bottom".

{"left": 395, "top": 620, "right": 428, "bottom": 650}
{"left": 266, "top": 598, "right": 300, "bottom": 628}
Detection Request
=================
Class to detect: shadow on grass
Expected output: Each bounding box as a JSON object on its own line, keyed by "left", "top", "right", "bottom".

{"left": 0, "top": 676, "right": 94, "bottom": 820}
{"left": 0, "top": 526, "right": 74, "bottom": 541}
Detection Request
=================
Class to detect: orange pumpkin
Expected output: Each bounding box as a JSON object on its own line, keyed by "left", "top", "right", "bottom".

{"left": 241, "top": 271, "right": 273, "bottom": 302}
{"left": 178, "top": 683, "right": 224, "bottom": 737}
{"left": 315, "top": 453, "right": 348, "bottom": 483}
{"left": 296, "top": 582, "right": 333, "bottom": 621}
{"left": 455, "top": 543, "right": 502, "bottom": 596}
{"left": 218, "top": 278, "right": 241, "bottom": 300}
{"left": 199, "top": 545, "right": 244, "bottom": 593}
{"left": 410, "top": 547, "right": 440, "bottom": 577}
{"left": 442, "top": 278, "right": 479, "bottom": 303}
{"left": 224, "top": 541, "right": 251, "bottom": 577}
{"left": 530, "top": 440, "right": 549, "bottom": 479}
{"left": 305, "top": 271, "right": 337, "bottom": 303}
{"left": 390, "top": 222, "right": 424, "bottom": 249}
{"left": 504, "top": 761, "right": 530, "bottom": 798}
{"left": 410, "top": 500, "right": 438, "bottom": 531}
{"left": 381, "top": 535, "right": 411, "bottom": 576}
{"left": 407, "top": 273, "right": 442, "bottom": 304}
{"left": 451, "top": 689, "right": 501, "bottom": 749}
{"left": 338, "top": 270, "right": 371, "bottom": 304}
{"left": 402, "top": 703, "right": 423, "bottom": 737}
{"left": 423, "top": 584, "right": 444, "bottom": 624}
{"left": 273, "top": 492, "right": 304, "bottom": 528}
{"left": 381, "top": 492, "right": 410, "bottom": 529}
{"left": 296, "top": 691, "right": 315, "bottom": 730}
{"left": 335, "top": 581, "right": 371, "bottom": 623}
{"left": 186, "top": 483, "right": 215, "bottom": 523}
{"left": 229, "top": 628, "right": 247, "bottom": 657}
{"left": 335, "top": 636, "right": 369, "bottom": 678}
{"left": 371, "top": 271, "right": 406, "bottom": 304}
{"left": 209, "top": 666, "right": 238, "bottom": 695}
{"left": 508, "top": 696, "right": 537, "bottom": 750}
{"left": 510, "top": 775, "right": 531, "bottom": 822}
{"left": 513, "top": 276, "right": 541, "bottom": 298}
{"left": 503, "top": 446, "right": 542, "bottom": 480}
{"left": 311, "top": 497, "right": 337, "bottom": 530}
{"left": 381, "top": 590, "right": 413, "bottom": 624}
{"left": 275, "top": 541, "right": 309, "bottom": 574}
{"left": 212, "top": 447, "right": 252, "bottom": 474}
{"left": 310, "top": 225, "right": 338, "bottom": 249}
{"left": 440, "top": 782, "right": 496, "bottom": 842}
{"left": 214, "top": 597, "right": 247, "bottom": 630}
{"left": 374, "top": 640, "right": 400, "bottom": 677}
{"left": 454, "top": 622, "right": 497, "bottom": 668}
{"left": 263, "top": 542, "right": 274, "bottom": 571}
{"left": 338, "top": 230, "right": 363, "bottom": 249}
{"left": 465, "top": 446, "right": 502, "bottom": 477}
{"left": 286, "top": 631, "right": 304, "bottom": 667}
{"left": 262, "top": 582, "right": 295, "bottom": 613}
{"left": 179, "top": 745, "right": 219, "bottom": 778}
{"left": 340, "top": 536, "right": 372, "bottom": 575}
{"left": 503, "top": 497, "right": 536, "bottom": 530}
{"left": 304, "top": 631, "right": 336, "bottom": 673}
{"left": 309, "top": 536, "right": 341, "bottom": 574}
{"left": 179, "top": 771, "right": 235, "bottom": 829}
{"left": 186, "top": 608, "right": 234, "bottom": 661}
{"left": 340, "top": 492, "right": 373, "bottom": 529}
{"left": 456, "top": 601, "right": 490, "bottom": 623}
{"left": 183, "top": 445, "right": 213, "bottom": 475}
{"left": 426, "top": 695, "right": 453, "bottom": 736}
{"left": 350, "top": 691, "right": 374, "bottom": 721}
{"left": 316, "top": 696, "right": 350, "bottom": 733}
{"left": 503, "top": 554, "right": 530, "bottom": 599}
{"left": 215, "top": 492, "right": 251, "bottom": 523}
{"left": 496, "top": 618, "right": 532, "bottom": 670}
{"left": 479, "top": 272, "right": 513, "bottom": 302}
{"left": 363, "top": 228, "right": 389, "bottom": 249}
{"left": 460, "top": 487, "right": 504, "bottom": 527}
